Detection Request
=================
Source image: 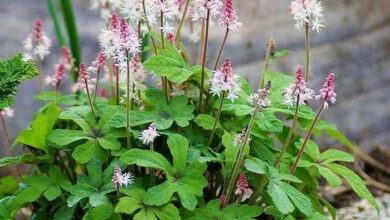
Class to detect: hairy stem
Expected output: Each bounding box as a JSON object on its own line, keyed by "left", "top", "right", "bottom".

{"left": 115, "top": 66, "right": 119, "bottom": 105}
{"left": 126, "top": 52, "right": 132, "bottom": 149}
{"left": 260, "top": 41, "right": 272, "bottom": 88}
{"left": 93, "top": 67, "right": 101, "bottom": 104}
{"left": 207, "top": 92, "right": 225, "bottom": 149}
{"left": 274, "top": 95, "right": 300, "bottom": 166}
{"left": 107, "top": 59, "right": 116, "bottom": 99}
{"left": 197, "top": 10, "right": 211, "bottom": 113}
{"left": 175, "top": 0, "right": 190, "bottom": 43}
{"left": 84, "top": 80, "right": 97, "bottom": 121}
{"left": 224, "top": 106, "right": 259, "bottom": 206}
{"left": 290, "top": 103, "right": 324, "bottom": 174}
{"left": 304, "top": 22, "right": 310, "bottom": 82}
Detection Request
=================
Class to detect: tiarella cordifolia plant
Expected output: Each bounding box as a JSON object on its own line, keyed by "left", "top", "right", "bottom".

{"left": 0, "top": 1, "right": 379, "bottom": 220}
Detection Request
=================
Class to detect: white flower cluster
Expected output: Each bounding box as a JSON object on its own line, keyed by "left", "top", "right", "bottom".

{"left": 209, "top": 58, "right": 241, "bottom": 102}
{"left": 283, "top": 67, "right": 314, "bottom": 107}
{"left": 290, "top": 0, "right": 324, "bottom": 33}
{"left": 112, "top": 166, "right": 134, "bottom": 187}
{"left": 191, "top": 0, "right": 222, "bottom": 22}
{"left": 0, "top": 107, "right": 14, "bottom": 119}
{"left": 139, "top": 123, "right": 160, "bottom": 145}
{"left": 247, "top": 82, "right": 271, "bottom": 110}
{"left": 23, "top": 19, "right": 52, "bottom": 61}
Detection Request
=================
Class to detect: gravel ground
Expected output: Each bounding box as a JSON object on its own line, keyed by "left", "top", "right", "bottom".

{"left": 335, "top": 194, "right": 390, "bottom": 220}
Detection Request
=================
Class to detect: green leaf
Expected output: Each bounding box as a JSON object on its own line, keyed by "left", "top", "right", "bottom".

{"left": 44, "top": 186, "right": 61, "bottom": 201}
{"left": 256, "top": 110, "right": 283, "bottom": 133}
{"left": 16, "top": 102, "right": 61, "bottom": 152}
{"left": 0, "top": 54, "right": 38, "bottom": 109}
{"left": 267, "top": 181, "right": 294, "bottom": 214}
{"left": 98, "top": 137, "right": 121, "bottom": 150}
{"left": 244, "top": 158, "right": 268, "bottom": 175}
{"left": 72, "top": 140, "right": 106, "bottom": 164}
{"left": 82, "top": 204, "right": 113, "bottom": 220}
{"left": 120, "top": 149, "right": 175, "bottom": 174}
{"left": 271, "top": 50, "right": 291, "bottom": 59}
{"left": 111, "top": 88, "right": 194, "bottom": 130}
{"left": 194, "top": 114, "right": 222, "bottom": 131}
{"left": 317, "top": 166, "right": 342, "bottom": 187}
{"left": 294, "top": 138, "right": 320, "bottom": 161}
{"left": 327, "top": 163, "right": 378, "bottom": 211}
{"left": 187, "top": 199, "right": 262, "bottom": 220}
{"left": 275, "top": 180, "right": 314, "bottom": 216}
{"left": 319, "top": 149, "right": 354, "bottom": 163}
{"left": 0, "top": 153, "right": 49, "bottom": 168}
{"left": 47, "top": 129, "right": 89, "bottom": 147}
{"left": 167, "top": 134, "right": 188, "bottom": 173}
{"left": 115, "top": 187, "right": 180, "bottom": 220}
{"left": 54, "top": 205, "right": 76, "bottom": 220}
{"left": 144, "top": 43, "right": 193, "bottom": 83}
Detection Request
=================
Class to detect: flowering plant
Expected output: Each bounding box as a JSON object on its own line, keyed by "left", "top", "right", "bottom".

{"left": 0, "top": 0, "right": 378, "bottom": 219}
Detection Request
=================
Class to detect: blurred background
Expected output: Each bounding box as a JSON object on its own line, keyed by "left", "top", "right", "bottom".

{"left": 0, "top": 0, "right": 389, "bottom": 213}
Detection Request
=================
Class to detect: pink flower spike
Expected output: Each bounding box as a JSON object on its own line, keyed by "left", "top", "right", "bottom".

{"left": 119, "top": 18, "right": 141, "bottom": 54}
{"left": 235, "top": 173, "right": 253, "bottom": 196}
{"left": 110, "top": 13, "right": 120, "bottom": 31}
{"left": 283, "top": 66, "right": 314, "bottom": 107}
{"left": 23, "top": 19, "right": 52, "bottom": 60}
{"left": 74, "top": 62, "right": 96, "bottom": 91}
{"left": 60, "top": 46, "right": 73, "bottom": 70}
{"left": 209, "top": 57, "right": 241, "bottom": 101}
{"left": 45, "top": 63, "right": 66, "bottom": 87}
{"left": 316, "top": 73, "right": 337, "bottom": 109}
{"left": 219, "top": 0, "right": 241, "bottom": 32}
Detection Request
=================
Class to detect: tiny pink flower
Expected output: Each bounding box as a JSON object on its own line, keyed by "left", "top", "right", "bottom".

{"left": 155, "top": 170, "right": 166, "bottom": 179}
{"left": 219, "top": 194, "right": 227, "bottom": 208}
{"left": 283, "top": 66, "right": 314, "bottom": 107}
{"left": 1, "top": 107, "right": 14, "bottom": 119}
{"left": 45, "top": 63, "right": 66, "bottom": 87}
{"left": 139, "top": 123, "right": 160, "bottom": 145}
{"left": 209, "top": 57, "right": 241, "bottom": 101}
{"left": 167, "top": 33, "right": 176, "bottom": 44}
{"left": 90, "top": 51, "right": 106, "bottom": 74}
{"left": 60, "top": 46, "right": 74, "bottom": 70}
{"left": 235, "top": 174, "right": 253, "bottom": 197}
{"left": 112, "top": 166, "right": 134, "bottom": 187}
{"left": 23, "top": 19, "right": 52, "bottom": 60}
{"left": 74, "top": 62, "right": 96, "bottom": 91}
{"left": 316, "top": 73, "right": 336, "bottom": 109}
{"left": 119, "top": 18, "right": 141, "bottom": 54}
{"left": 219, "top": 0, "right": 241, "bottom": 32}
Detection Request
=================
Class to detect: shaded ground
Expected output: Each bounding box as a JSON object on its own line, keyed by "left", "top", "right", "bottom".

{"left": 0, "top": 0, "right": 389, "bottom": 154}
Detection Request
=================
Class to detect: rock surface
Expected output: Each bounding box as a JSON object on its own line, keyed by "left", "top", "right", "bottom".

{"left": 0, "top": 0, "right": 389, "bottom": 155}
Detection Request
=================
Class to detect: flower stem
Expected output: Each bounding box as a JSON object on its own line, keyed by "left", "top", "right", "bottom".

{"left": 160, "top": 11, "right": 165, "bottom": 49}
{"left": 159, "top": 10, "right": 169, "bottom": 103}
{"left": 274, "top": 94, "right": 300, "bottom": 166}
{"left": 36, "top": 57, "right": 45, "bottom": 106}
{"left": 84, "top": 80, "right": 97, "bottom": 121}
{"left": 107, "top": 59, "right": 116, "bottom": 99}
{"left": 142, "top": 0, "right": 158, "bottom": 55}
{"left": 260, "top": 40, "right": 272, "bottom": 88}
{"left": 150, "top": 142, "right": 155, "bottom": 184}
{"left": 224, "top": 106, "right": 259, "bottom": 206}
{"left": 304, "top": 22, "right": 310, "bottom": 82}
{"left": 248, "top": 175, "right": 267, "bottom": 205}
{"left": 290, "top": 102, "right": 324, "bottom": 174}
{"left": 175, "top": 0, "right": 190, "bottom": 43}
{"left": 93, "top": 67, "right": 101, "bottom": 104}
{"left": 207, "top": 92, "right": 225, "bottom": 149}
{"left": 197, "top": 10, "right": 211, "bottom": 113}
{"left": 115, "top": 66, "right": 119, "bottom": 105}
{"left": 204, "top": 28, "right": 230, "bottom": 112}
{"left": 126, "top": 52, "right": 132, "bottom": 149}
